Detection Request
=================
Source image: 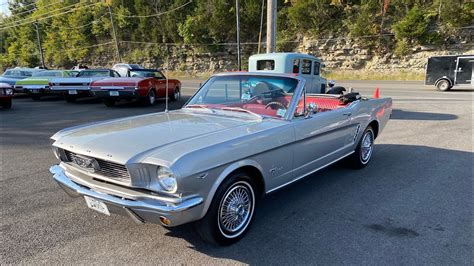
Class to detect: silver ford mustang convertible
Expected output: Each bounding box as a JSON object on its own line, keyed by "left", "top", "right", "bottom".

{"left": 49, "top": 72, "right": 392, "bottom": 245}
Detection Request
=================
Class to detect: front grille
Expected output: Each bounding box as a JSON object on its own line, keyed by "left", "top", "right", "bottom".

{"left": 63, "top": 150, "right": 130, "bottom": 181}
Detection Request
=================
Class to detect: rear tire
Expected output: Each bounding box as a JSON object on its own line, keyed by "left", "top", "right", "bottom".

{"left": 103, "top": 99, "right": 116, "bottom": 107}
{"left": 196, "top": 172, "right": 257, "bottom": 246}
{"left": 65, "top": 95, "right": 77, "bottom": 103}
{"left": 436, "top": 79, "right": 451, "bottom": 91}
{"left": 2, "top": 99, "right": 12, "bottom": 109}
{"left": 347, "top": 126, "right": 375, "bottom": 169}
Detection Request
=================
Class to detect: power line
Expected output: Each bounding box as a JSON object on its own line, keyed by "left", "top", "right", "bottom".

{"left": 41, "top": 13, "right": 107, "bottom": 30}
{"left": 2, "top": 1, "right": 88, "bottom": 27}
{"left": 118, "top": 1, "right": 192, "bottom": 18}
{"left": 57, "top": 41, "right": 114, "bottom": 52}
{"left": 5, "top": 0, "right": 68, "bottom": 18}
{"left": 0, "top": 2, "right": 101, "bottom": 30}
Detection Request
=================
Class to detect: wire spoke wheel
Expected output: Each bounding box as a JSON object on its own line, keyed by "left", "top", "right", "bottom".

{"left": 360, "top": 130, "right": 374, "bottom": 163}
{"left": 218, "top": 181, "right": 255, "bottom": 238}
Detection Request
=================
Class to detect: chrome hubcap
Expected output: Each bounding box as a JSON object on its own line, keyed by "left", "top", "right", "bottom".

{"left": 174, "top": 90, "right": 180, "bottom": 100}
{"left": 149, "top": 91, "right": 155, "bottom": 104}
{"left": 361, "top": 131, "right": 374, "bottom": 163}
{"left": 218, "top": 181, "right": 254, "bottom": 237}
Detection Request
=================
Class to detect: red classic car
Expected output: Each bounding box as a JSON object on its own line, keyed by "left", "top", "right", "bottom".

{"left": 90, "top": 69, "right": 181, "bottom": 107}
{"left": 0, "top": 82, "right": 14, "bottom": 109}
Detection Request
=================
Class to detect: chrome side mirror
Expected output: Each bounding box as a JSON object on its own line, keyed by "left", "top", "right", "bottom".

{"left": 305, "top": 102, "right": 317, "bottom": 118}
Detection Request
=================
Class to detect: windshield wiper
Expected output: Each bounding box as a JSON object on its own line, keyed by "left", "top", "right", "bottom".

{"left": 218, "top": 107, "right": 263, "bottom": 120}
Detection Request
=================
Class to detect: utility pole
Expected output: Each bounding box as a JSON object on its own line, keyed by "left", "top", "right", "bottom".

{"left": 34, "top": 21, "right": 45, "bottom": 68}
{"left": 235, "top": 0, "right": 241, "bottom": 70}
{"left": 108, "top": 5, "right": 122, "bottom": 63}
{"left": 266, "top": 0, "right": 277, "bottom": 53}
{"left": 257, "top": 0, "right": 265, "bottom": 54}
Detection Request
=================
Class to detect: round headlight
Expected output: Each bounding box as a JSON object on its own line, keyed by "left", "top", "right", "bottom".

{"left": 157, "top": 167, "right": 177, "bottom": 193}
{"left": 5, "top": 89, "right": 13, "bottom": 95}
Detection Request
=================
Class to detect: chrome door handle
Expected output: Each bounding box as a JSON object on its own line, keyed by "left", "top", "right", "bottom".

{"left": 343, "top": 112, "right": 352, "bottom": 116}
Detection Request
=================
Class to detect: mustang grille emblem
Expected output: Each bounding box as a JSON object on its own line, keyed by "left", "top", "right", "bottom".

{"left": 72, "top": 155, "right": 99, "bottom": 172}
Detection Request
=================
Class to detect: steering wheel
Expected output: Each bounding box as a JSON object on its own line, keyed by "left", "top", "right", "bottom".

{"left": 265, "top": 101, "right": 287, "bottom": 110}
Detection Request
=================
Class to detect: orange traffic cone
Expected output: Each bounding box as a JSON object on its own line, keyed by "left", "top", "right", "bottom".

{"left": 373, "top": 87, "right": 380, "bottom": 98}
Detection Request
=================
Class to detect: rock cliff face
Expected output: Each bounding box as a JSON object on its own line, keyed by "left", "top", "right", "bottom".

{"left": 298, "top": 36, "right": 473, "bottom": 72}
{"left": 87, "top": 29, "right": 473, "bottom": 75}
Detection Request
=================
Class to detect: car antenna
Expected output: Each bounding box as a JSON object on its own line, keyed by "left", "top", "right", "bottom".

{"left": 165, "top": 67, "right": 169, "bottom": 113}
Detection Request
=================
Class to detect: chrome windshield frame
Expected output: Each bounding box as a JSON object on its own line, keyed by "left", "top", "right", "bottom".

{"left": 183, "top": 72, "right": 306, "bottom": 121}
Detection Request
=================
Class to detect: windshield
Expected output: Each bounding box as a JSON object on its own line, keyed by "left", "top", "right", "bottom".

{"left": 33, "top": 71, "right": 63, "bottom": 77}
{"left": 129, "top": 70, "right": 163, "bottom": 78}
{"left": 79, "top": 70, "right": 110, "bottom": 77}
{"left": 185, "top": 75, "right": 300, "bottom": 119}
{"left": 2, "top": 69, "right": 33, "bottom": 77}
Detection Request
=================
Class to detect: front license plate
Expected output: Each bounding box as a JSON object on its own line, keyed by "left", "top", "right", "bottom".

{"left": 69, "top": 90, "right": 78, "bottom": 95}
{"left": 84, "top": 196, "right": 110, "bottom": 216}
{"left": 109, "top": 91, "right": 119, "bottom": 96}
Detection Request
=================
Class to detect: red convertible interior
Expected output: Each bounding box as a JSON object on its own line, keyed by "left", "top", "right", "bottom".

{"left": 191, "top": 95, "right": 348, "bottom": 118}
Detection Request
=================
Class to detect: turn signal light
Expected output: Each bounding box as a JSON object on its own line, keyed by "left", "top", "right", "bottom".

{"left": 159, "top": 216, "right": 171, "bottom": 226}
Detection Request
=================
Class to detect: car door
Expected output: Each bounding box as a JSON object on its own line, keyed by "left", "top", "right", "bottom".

{"left": 290, "top": 95, "right": 357, "bottom": 179}
{"left": 454, "top": 57, "right": 474, "bottom": 86}
{"left": 153, "top": 72, "right": 168, "bottom": 97}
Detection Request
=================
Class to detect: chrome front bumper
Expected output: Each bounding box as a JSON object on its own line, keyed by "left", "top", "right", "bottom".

{"left": 49, "top": 164, "right": 204, "bottom": 226}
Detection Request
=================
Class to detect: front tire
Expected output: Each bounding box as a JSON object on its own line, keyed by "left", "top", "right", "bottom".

{"left": 170, "top": 87, "right": 180, "bottom": 101}
{"left": 142, "top": 89, "right": 156, "bottom": 106}
{"left": 347, "top": 126, "right": 375, "bottom": 169}
{"left": 196, "top": 173, "right": 257, "bottom": 245}
{"left": 31, "top": 95, "right": 41, "bottom": 101}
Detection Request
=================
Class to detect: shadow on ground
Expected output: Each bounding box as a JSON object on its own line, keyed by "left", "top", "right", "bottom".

{"left": 391, "top": 109, "right": 458, "bottom": 120}
{"left": 161, "top": 144, "right": 472, "bottom": 264}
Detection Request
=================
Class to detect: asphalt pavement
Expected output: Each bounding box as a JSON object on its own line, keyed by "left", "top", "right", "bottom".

{"left": 0, "top": 80, "right": 472, "bottom": 264}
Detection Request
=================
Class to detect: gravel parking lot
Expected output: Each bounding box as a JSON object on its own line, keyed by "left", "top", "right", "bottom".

{"left": 1, "top": 80, "right": 472, "bottom": 264}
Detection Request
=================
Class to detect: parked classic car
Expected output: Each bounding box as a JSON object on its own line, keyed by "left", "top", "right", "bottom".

{"left": 0, "top": 67, "right": 42, "bottom": 92}
{"left": 0, "top": 82, "right": 14, "bottom": 109}
{"left": 49, "top": 72, "right": 392, "bottom": 245}
{"left": 90, "top": 68, "right": 181, "bottom": 107}
{"left": 15, "top": 70, "right": 78, "bottom": 100}
{"left": 51, "top": 69, "right": 122, "bottom": 102}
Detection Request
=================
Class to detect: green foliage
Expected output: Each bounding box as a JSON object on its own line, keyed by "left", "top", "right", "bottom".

{"left": 393, "top": 5, "right": 431, "bottom": 42}
{"left": 0, "top": 0, "right": 472, "bottom": 70}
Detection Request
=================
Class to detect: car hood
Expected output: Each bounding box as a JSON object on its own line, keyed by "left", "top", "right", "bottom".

{"left": 52, "top": 109, "right": 269, "bottom": 165}
{"left": 90, "top": 77, "right": 144, "bottom": 87}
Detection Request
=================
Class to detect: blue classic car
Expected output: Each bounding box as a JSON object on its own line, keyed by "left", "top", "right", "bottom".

{"left": 0, "top": 67, "right": 41, "bottom": 92}
{"left": 51, "top": 69, "right": 121, "bottom": 102}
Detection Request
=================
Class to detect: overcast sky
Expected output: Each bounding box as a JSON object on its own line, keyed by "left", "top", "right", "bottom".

{"left": 1, "top": 0, "right": 12, "bottom": 16}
